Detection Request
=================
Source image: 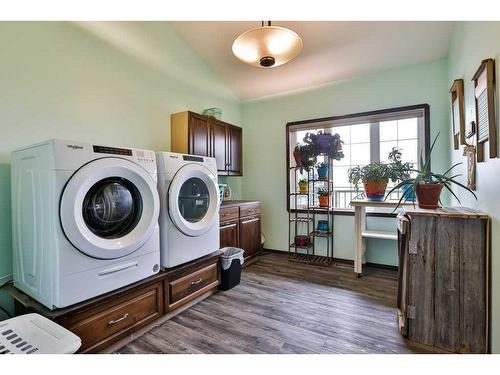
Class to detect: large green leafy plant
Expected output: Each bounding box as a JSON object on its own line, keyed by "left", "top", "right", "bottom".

{"left": 348, "top": 148, "right": 412, "bottom": 194}
{"left": 386, "top": 132, "right": 477, "bottom": 208}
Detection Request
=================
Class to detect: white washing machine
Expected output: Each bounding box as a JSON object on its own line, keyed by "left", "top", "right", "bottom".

{"left": 156, "top": 152, "right": 220, "bottom": 268}
{"left": 11, "top": 139, "right": 160, "bottom": 310}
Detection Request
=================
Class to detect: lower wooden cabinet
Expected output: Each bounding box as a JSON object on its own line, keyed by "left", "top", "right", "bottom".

{"left": 7, "top": 252, "right": 222, "bottom": 353}
{"left": 220, "top": 220, "right": 239, "bottom": 248}
{"left": 239, "top": 216, "right": 262, "bottom": 259}
{"left": 219, "top": 201, "right": 262, "bottom": 263}
{"left": 63, "top": 281, "right": 163, "bottom": 353}
{"left": 166, "top": 262, "right": 219, "bottom": 311}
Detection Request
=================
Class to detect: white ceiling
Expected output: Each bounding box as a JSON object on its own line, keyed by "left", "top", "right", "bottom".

{"left": 170, "top": 21, "right": 454, "bottom": 101}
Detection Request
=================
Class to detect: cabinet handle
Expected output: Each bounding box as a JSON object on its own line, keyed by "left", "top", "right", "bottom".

{"left": 220, "top": 223, "right": 237, "bottom": 229}
{"left": 191, "top": 278, "right": 203, "bottom": 286}
{"left": 241, "top": 217, "right": 259, "bottom": 224}
{"left": 108, "top": 313, "right": 129, "bottom": 325}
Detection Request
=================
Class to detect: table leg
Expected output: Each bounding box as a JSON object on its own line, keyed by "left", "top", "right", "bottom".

{"left": 354, "top": 205, "right": 365, "bottom": 276}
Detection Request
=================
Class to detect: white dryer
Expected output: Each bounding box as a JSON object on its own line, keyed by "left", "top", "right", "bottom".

{"left": 156, "top": 152, "right": 220, "bottom": 268}
{"left": 11, "top": 140, "right": 160, "bottom": 309}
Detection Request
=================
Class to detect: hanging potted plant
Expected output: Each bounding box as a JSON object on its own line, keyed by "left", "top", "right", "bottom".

{"left": 316, "top": 162, "right": 329, "bottom": 181}
{"left": 302, "top": 131, "right": 345, "bottom": 160}
{"left": 293, "top": 143, "right": 303, "bottom": 167}
{"left": 298, "top": 178, "right": 308, "bottom": 193}
{"left": 317, "top": 188, "right": 330, "bottom": 207}
{"left": 386, "top": 133, "right": 477, "bottom": 209}
{"left": 348, "top": 148, "right": 412, "bottom": 201}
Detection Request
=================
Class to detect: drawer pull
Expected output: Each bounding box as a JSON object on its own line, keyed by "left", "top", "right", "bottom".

{"left": 191, "top": 278, "right": 203, "bottom": 286}
{"left": 241, "top": 217, "right": 259, "bottom": 224}
{"left": 220, "top": 223, "right": 237, "bottom": 229}
{"left": 108, "top": 313, "right": 129, "bottom": 325}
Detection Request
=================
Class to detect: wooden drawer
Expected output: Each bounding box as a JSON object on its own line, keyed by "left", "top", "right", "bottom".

{"left": 64, "top": 282, "right": 162, "bottom": 353}
{"left": 167, "top": 263, "right": 219, "bottom": 311}
{"left": 240, "top": 203, "right": 261, "bottom": 218}
{"left": 220, "top": 206, "right": 239, "bottom": 222}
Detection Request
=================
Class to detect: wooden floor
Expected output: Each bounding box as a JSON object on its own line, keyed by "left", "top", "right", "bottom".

{"left": 118, "top": 252, "right": 442, "bottom": 354}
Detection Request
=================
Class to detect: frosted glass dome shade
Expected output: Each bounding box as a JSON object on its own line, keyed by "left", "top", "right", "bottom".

{"left": 232, "top": 26, "right": 303, "bottom": 68}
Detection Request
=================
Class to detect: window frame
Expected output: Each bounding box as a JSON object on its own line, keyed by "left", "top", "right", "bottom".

{"left": 285, "top": 104, "right": 430, "bottom": 217}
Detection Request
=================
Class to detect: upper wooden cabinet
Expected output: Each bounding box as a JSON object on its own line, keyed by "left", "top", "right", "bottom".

{"left": 171, "top": 111, "right": 242, "bottom": 176}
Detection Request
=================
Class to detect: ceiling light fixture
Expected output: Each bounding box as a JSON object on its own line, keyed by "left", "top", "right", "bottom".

{"left": 232, "top": 21, "right": 303, "bottom": 68}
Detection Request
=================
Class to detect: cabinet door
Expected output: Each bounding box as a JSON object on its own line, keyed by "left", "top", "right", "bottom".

{"left": 239, "top": 216, "right": 261, "bottom": 258}
{"left": 189, "top": 113, "right": 210, "bottom": 157}
{"left": 227, "top": 125, "right": 242, "bottom": 176}
{"left": 220, "top": 220, "right": 239, "bottom": 248}
{"left": 211, "top": 120, "right": 228, "bottom": 173}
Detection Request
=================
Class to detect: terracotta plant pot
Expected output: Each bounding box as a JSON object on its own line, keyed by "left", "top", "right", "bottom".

{"left": 293, "top": 151, "right": 303, "bottom": 167}
{"left": 363, "top": 180, "right": 388, "bottom": 201}
{"left": 298, "top": 181, "right": 308, "bottom": 193}
{"left": 318, "top": 195, "right": 329, "bottom": 207}
{"left": 416, "top": 183, "right": 443, "bottom": 209}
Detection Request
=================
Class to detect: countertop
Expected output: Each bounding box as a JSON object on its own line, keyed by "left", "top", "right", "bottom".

{"left": 220, "top": 200, "right": 260, "bottom": 208}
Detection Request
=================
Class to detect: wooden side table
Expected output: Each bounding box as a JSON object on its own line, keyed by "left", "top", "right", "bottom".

{"left": 350, "top": 199, "right": 412, "bottom": 277}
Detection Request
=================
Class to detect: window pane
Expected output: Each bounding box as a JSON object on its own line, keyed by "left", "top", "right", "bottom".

{"left": 350, "top": 123, "right": 370, "bottom": 143}
{"left": 350, "top": 143, "right": 370, "bottom": 165}
{"left": 328, "top": 125, "right": 350, "bottom": 144}
{"left": 397, "top": 118, "right": 418, "bottom": 140}
{"left": 380, "top": 141, "right": 398, "bottom": 163}
{"left": 332, "top": 146, "right": 350, "bottom": 167}
{"left": 380, "top": 120, "right": 397, "bottom": 141}
{"left": 398, "top": 139, "right": 418, "bottom": 164}
{"left": 331, "top": 166, "right": 350, "bottom": 187}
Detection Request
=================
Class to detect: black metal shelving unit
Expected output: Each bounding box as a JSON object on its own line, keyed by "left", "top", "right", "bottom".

{"left": 288, "top": 153, "right": 334, "bottom": 266}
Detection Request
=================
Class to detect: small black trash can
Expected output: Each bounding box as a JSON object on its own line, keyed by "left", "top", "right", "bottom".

{"left": 219, "top": 247, "right": 244, "bottom": 291}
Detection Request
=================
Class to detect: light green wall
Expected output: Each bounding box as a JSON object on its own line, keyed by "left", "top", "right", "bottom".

{"left": 447, "top": 21, "right": 500, "bottom": 353}
{"left": 0, "top": 22, "right": 241, "bottom": 313}
{"left": 241, "top": 59, "right": 450, "bottom": 266}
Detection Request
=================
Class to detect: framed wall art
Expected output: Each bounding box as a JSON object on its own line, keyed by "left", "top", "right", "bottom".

{"left": 450, "top": 79, "right": 465, "bottom": 150}
{"left": 472, "top": 58, "right": 497, "bottom": 162}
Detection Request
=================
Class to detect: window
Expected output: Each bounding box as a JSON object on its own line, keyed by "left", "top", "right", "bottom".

{"left": 287, "top": 105, "right": 429, "bottom": 211}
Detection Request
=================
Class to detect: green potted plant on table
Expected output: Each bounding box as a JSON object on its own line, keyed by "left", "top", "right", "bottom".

{"left": 386, "top": 133, "right": 477, "bottom": 209}
{"left": 298, "top": 178, "right": 308, "bottom": 193}
{"left": 317, "top": 188, "right": 330, "bottom": 207}
{"left": 348, "top": 148, "right": 411, "bottom": 201}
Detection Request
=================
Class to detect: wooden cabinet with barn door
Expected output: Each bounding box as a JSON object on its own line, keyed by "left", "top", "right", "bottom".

{"left": 397, "top": 207, "right": 490, "bottom": 353}
{"left": 171, "top": 111, "right": 243, "bottom": 176}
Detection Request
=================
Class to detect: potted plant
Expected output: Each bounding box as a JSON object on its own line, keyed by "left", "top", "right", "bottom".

{"left": 316, "top": 162, "right": 329, "bottom": 181}
{"left": 348, "top": 148, "right": 412, "bottom": 201}
{"left": 293, "top": 143, "right": 303, "bottom": 167}
{"left": 386, "top": 133, "right": 477, "bottom": 209}
{"left": 298, "top": 178, "right": 308, "bottom": 193}
{"left": 317, "top": 188, "right": 330, "bottom": 207}
{"left": 303, "top": 131, "right": 344, "bottom": 159}
{"left": 387, "top": 148, "right": 415, "bottom": 200}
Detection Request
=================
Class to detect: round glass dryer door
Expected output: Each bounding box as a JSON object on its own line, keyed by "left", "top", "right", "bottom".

{"left": 60, "top": 157, "right": 159, "bottom": 259}
{"left": 168, "top": 164, "right": 219, "bottom": 237}
{"left": 82, "top": 177, "right": 143, "bottom": 239}
{"left": 178, "top": 177, "right": 210, "bottom": 223}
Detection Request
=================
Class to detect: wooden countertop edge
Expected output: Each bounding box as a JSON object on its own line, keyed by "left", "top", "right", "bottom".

{"left": 220, "top": 200, "right": 260, "bottom": 208}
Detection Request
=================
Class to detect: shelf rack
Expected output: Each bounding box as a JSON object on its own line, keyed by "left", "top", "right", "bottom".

{"left": 288, "top": 153, "right": 335, "bottom": 266}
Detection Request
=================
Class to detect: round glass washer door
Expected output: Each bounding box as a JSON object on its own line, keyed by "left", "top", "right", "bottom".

{"left": 168, "top": 163, "right": 219, "bottom": 237}
{"left": 60, "top": 157, "right": 159, "bottom": 259}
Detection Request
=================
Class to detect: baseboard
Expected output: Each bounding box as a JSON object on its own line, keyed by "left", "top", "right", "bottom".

{"left": 0, "top": 273, "right": 13, "bottom": 288}
{"left": 262, "top": 248, "right": 398, "bottom": 271}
